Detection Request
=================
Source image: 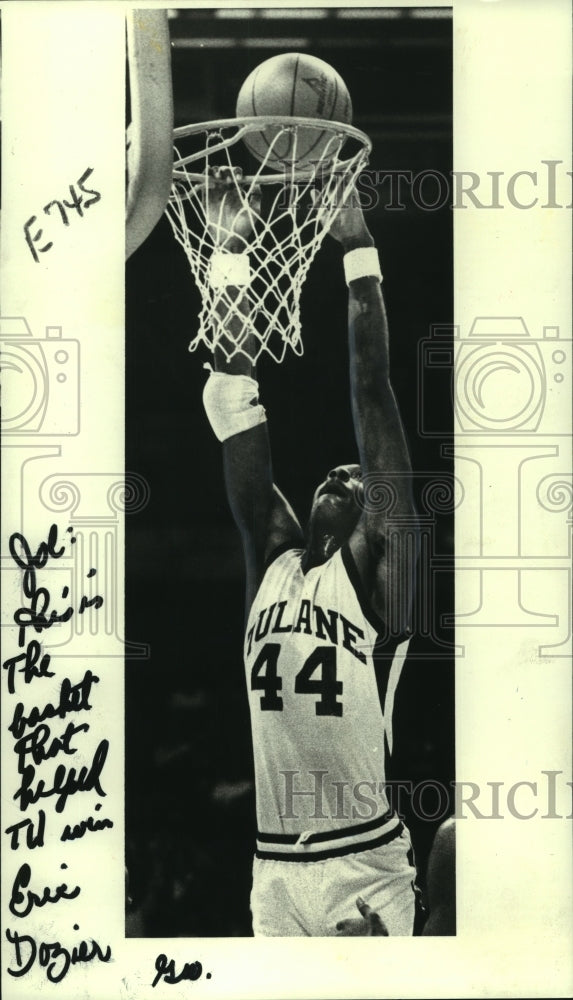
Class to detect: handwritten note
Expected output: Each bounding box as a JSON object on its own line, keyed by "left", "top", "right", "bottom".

{"left": 3, "top": 523, "right": 113, "bottom": 984}
{"left": 24, "top": 168, "right": 102, "bottom": 263}
{"left": 152, "top": 954, "right": 212, "bottom": 989}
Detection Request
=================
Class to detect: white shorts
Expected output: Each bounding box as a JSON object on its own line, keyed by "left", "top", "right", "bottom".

{"left": 251, "top": 827, "right": 416, "bottom": 937}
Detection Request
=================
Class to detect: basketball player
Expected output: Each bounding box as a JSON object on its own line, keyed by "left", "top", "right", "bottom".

{"left": 201, "top": 168, "right": 419, "bottom": 935}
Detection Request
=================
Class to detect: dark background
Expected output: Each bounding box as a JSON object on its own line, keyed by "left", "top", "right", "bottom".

{"left": 125, "top": 6, "right": 454, "bottom": 937}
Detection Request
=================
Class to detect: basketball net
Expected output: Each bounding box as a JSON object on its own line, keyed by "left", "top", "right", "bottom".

{"left": 166, "top": 117, "right": 371, "bottom": 363}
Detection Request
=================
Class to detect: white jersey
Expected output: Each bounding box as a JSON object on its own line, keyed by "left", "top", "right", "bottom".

{"left": 244, "top": 543, "right": 411, "bottom": 862}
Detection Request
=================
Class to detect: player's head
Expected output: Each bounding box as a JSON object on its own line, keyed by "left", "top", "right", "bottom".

{"left": 307, "top": 464, "right": 364, "bottom": 554}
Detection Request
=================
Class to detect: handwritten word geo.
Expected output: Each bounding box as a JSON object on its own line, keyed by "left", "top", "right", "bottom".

{"left": 24, "top": 168, "right": 101, "bottom": 263}
{"left": 152, "top": 954, "right": 211, "bottom": 989}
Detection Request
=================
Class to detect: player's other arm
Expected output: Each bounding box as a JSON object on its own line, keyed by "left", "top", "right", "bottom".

{"left": 212, "top": 359, "right": 302, "bottom": 610}
{"left": 330, "top": 197, "right": 419, "bottom": 633}
{"left": 421, "top": 818, "right": 456, "bottom": 935}
{"left": 203, "top": 173, "right": 303, "bottom": 612}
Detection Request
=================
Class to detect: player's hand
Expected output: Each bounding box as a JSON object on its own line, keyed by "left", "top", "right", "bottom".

{"left": 317, "top": 181, "right": 373, "bottom": 249}
{"left": 200, "top": 166, "right": 261, "bottom": 250}
{"left": 335, "top": 896, "right": 389, "bottom": 936}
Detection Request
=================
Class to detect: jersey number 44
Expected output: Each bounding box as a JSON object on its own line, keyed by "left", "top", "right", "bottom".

{"left": 251, "top": 641, "right": 343, "bottom": 717}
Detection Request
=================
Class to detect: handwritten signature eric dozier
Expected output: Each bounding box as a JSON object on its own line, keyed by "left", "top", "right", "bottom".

{"left": 5, "top": 927, "right": 111, "bottom": 984}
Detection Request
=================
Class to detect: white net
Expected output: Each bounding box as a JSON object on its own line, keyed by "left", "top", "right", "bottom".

{"left": 165, "top": 117, "right": 371, "bottom": 363}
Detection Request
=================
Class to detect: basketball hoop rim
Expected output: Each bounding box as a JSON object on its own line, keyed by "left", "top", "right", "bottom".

{"left": 172, "top": 115, "right": 371, "bottom": 185}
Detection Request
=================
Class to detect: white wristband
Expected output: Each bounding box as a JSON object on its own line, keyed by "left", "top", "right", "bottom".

{"left": 209, "top": 250, "right": 251, "bottom": 289}
{"left": 343, "top": 246, "right": 382, "bottom": 285}
{"left": 203, "top": 367, "right": 266, "bottom": 442}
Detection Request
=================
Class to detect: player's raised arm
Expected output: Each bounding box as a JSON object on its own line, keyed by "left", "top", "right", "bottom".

{"left": 201, "top": 170, "right": 303, "bottom": 612}
{"left": 329, "top": 193, "right": 419, "bottom": 634}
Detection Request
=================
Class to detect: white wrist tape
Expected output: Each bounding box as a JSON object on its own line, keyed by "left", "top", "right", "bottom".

{"left": 343, "top": 246, "right": 382, "bottom": 285}
{"left": 209, "top": 250, "right": 251, "bottom": 289}
{"left": 203, "top": 368, "right": 266, "bottom": 442}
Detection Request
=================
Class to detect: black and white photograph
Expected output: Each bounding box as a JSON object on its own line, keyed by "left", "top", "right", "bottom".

{"left": 1, "top": 2, "right": 571, "bottom": 998}
{"left": 125, "top": 5, "right": 455, "bottom": 941}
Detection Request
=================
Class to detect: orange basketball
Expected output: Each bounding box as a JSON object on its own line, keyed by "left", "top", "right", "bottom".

{"left": 236, "top": 52, "right": 352, "bottom": 170}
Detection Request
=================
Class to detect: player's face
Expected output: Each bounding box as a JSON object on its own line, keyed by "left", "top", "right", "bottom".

{"left": 309, "top": 464, "right": 364, "bottom": 535}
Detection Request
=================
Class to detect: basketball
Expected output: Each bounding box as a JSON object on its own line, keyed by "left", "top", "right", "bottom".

{"left": 236, "top": 52, "right": 352, "bottom": 169}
